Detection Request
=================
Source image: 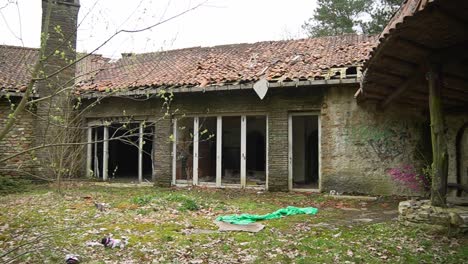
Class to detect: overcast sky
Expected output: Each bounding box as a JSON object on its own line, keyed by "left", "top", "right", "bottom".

{"left": 0, "top": 0, "right": 317, "bottom": 58}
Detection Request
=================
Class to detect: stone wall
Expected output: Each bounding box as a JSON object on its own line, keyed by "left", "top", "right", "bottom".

{"left": 0, "top": 99, "right": 36, "bottom": 177}
{"left": 446, "top": 115, "right": 468, "bottom": 192}
{"left": 399, "top": 199, "right": 468, "bottom": 231}
{"left": 321, "top": 87, "right": 429, "bottom": 195}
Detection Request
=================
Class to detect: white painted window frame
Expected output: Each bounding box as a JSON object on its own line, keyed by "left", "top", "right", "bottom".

{"left": 288, "top": 112, "right": 321, "bottom": 192}
{"left": 172, "top": 114, "right": 268, "bottom": 189}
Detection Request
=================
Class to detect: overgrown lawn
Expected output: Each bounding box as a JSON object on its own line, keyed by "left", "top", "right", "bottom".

{"left": 0, "top": 183, "right": 466, "bottom": 263}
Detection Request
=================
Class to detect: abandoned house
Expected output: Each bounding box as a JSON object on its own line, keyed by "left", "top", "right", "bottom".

{"left": 0, "top": 0, "right": 467, "bottom": 196}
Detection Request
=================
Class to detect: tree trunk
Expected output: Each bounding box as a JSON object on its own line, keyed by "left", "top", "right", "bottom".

{"left": 427, "top": 62, "right": 448, "bottom": 207}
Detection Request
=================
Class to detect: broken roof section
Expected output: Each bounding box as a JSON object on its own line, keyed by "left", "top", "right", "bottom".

{"left": 76, "top": 35, "right": 376, "bottom": 94}
{"left": 1, "top": 35, "right": 376, "bottom": 96}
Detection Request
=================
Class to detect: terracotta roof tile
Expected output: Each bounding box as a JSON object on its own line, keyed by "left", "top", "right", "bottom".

{"left": 78, "top": 35, "right": 377, "bottom": 92}
{"left": 0, "top": 45, "right": 109, "bottom": 94}
{"left": 1, "top": 34, "right": 377, "bottom": 95}
{"left": 0, "top": 45, "right": 38, "bottom": 93}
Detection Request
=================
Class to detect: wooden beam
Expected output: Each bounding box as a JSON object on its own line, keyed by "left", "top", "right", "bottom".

{"left": 372, "top": 66, "right": 407, "bottom": 80}
{"left": 380, "top": 72, "right": 423, "bottom": 110}
{"left": 435, "top": 6, "right": 468, "bottom": 34}
{"left": 381, "top": 54, "right": 418, "bottom": 69}
{"left": 427, "top": 62, "right": 448, "bottom": 207}
{"left": 397, "top": 37, "right": 433, "bottom": 54}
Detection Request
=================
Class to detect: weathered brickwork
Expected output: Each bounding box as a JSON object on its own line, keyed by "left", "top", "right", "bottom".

{"left": 0, "top": 100, "right": 36, "bottom": 177}
{"left": 82, "top": 88, "right": 324, "bottom": 190}
{"left": 34, "top": 0, "right": 80, "bottom": 177}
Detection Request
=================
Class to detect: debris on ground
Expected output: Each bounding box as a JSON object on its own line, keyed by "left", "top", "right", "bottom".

{"left": 101, "top": 236, "right": 128, "bottom": 249}
{"left": 216, "top": 206, "right": 318, "bottom": 224}
{"left": 94, "top": 202, "right": 109, "bottom": 212}
{"left": 182, "top": 228, "right": 217, "bottom": 235}
{"left": 85, "top": 241, "right": 103, "bottom": 247}
{"left": 65, "top": 254, "right": 80, "bottom": 264}
{"left": 214, "top": 221, "right": 265, "bottom": 233}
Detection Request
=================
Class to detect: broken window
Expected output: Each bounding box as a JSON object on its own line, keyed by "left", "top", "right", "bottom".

{"left": 246, "top": 116, "right": 266, "bottom": 186}
{"left": 176, "top": 117, "right": 194, "bottom": 183}
{"left": 222, "top": 116, "right": 241, "bottom": 185}
{"left": 198, "top": 117, "right": 217, "bottom": 184}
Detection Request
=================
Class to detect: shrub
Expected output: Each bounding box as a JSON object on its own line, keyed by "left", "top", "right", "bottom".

{"left": 388, "top": 165, "right": 430, "bottom": 193}
{"left": 131, "top": 194, "right": 155, "bottom": 206}
{"left": 165, "top": 194, "right": 199, "bottom": 211}
{"left": 179, "top": 199, "right": 199, "bottom": 211}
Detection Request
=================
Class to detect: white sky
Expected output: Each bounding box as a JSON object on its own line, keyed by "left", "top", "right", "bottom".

{"left": 0, "top": 0, "right": 317, "bottom": 58}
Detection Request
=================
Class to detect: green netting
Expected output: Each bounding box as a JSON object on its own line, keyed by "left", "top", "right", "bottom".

{"left": 216, "top": 206, "right": 318, "bottom": 225}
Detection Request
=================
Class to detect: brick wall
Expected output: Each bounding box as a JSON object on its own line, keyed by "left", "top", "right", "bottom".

{"left": 0, "top": 99, "right": 36, "bottom": 177}
{"left": 82, "top": 85, "right": 463, "bottom": 195}
{"left": 82, "top": 87, "right": 325, "bottom": 191}
{"left": 34, "top": 0, "right": 80, "bottom": 177}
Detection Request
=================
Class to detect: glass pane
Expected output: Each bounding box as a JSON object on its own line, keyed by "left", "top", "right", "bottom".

{"left": 222, "top": 116, "right": 241, "bottom": 185}
{"left": 246, "top": 116, "right": 266, "bottom": 186}
{"left": 176, "top": 117, "right": 194, "bottom": 182}
{"left": 198, "top": 117, "right": 217, "bottom": 184}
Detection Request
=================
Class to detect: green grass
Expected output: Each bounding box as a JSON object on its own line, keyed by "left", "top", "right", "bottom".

{"left": 0, "top": 183, "right": 466, "bottom": 263}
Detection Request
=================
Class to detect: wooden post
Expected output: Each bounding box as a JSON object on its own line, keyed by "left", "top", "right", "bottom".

{"left": 427, "top": 62, "right": 448, "bottom": 207}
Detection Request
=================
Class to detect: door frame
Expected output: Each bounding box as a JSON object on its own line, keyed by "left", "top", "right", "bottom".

{"left": 288, "top": 112, "right": 321, "bottom": 191}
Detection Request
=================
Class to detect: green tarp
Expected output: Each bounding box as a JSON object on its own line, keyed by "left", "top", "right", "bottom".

{"left": 216, "top": 206, "right": 318, "bottom": 225}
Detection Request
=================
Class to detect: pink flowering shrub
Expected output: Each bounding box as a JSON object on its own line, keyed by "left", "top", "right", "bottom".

{"left": 388, "top": 165, "right": 430, "bottom": 193}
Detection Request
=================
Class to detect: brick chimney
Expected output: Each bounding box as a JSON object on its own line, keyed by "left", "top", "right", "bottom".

{"left": 38, "top": 0, "right": 80, "bottom": 95}
{"left": 34, "top": 0, "right": 80, "bottom": 178}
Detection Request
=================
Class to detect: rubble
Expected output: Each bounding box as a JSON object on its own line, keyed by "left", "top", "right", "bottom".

{"left": 398, "top": 199, "right": 468, "bottom": 232}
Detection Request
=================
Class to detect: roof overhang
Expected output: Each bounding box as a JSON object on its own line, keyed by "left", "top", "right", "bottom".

{"left": 358, "top": 0, "right": 468, "bottom": 112}
{"left": 79, "top": 78, "right": 359, "bottom": 99}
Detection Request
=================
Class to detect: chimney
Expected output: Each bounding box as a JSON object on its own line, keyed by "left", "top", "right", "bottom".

{"left": 33, "top": 0, "right": 81, "bottom": 177}
{"left": 39, "top": 0, "right": 80, "bottom": 95}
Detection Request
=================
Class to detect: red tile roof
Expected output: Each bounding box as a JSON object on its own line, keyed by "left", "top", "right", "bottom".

{"left": 78, "top": 35, "right": 377, "bottom": 92}
{"left": 0, "top": 45, "right": 39, "bottom": 93}
{"left": 0, "top": 45, "right": 109, "bottom": 94}
{"left": 1, "top": 34, "right": 377, "bottom": 95}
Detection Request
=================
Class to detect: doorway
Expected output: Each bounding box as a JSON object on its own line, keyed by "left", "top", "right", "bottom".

{"left": 289, "top": 114, "right": 320, "bottom": 190}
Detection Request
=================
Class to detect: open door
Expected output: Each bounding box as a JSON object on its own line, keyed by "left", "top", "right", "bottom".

{"left": 289, "top": 114, "right": 320, "bottom": 190}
